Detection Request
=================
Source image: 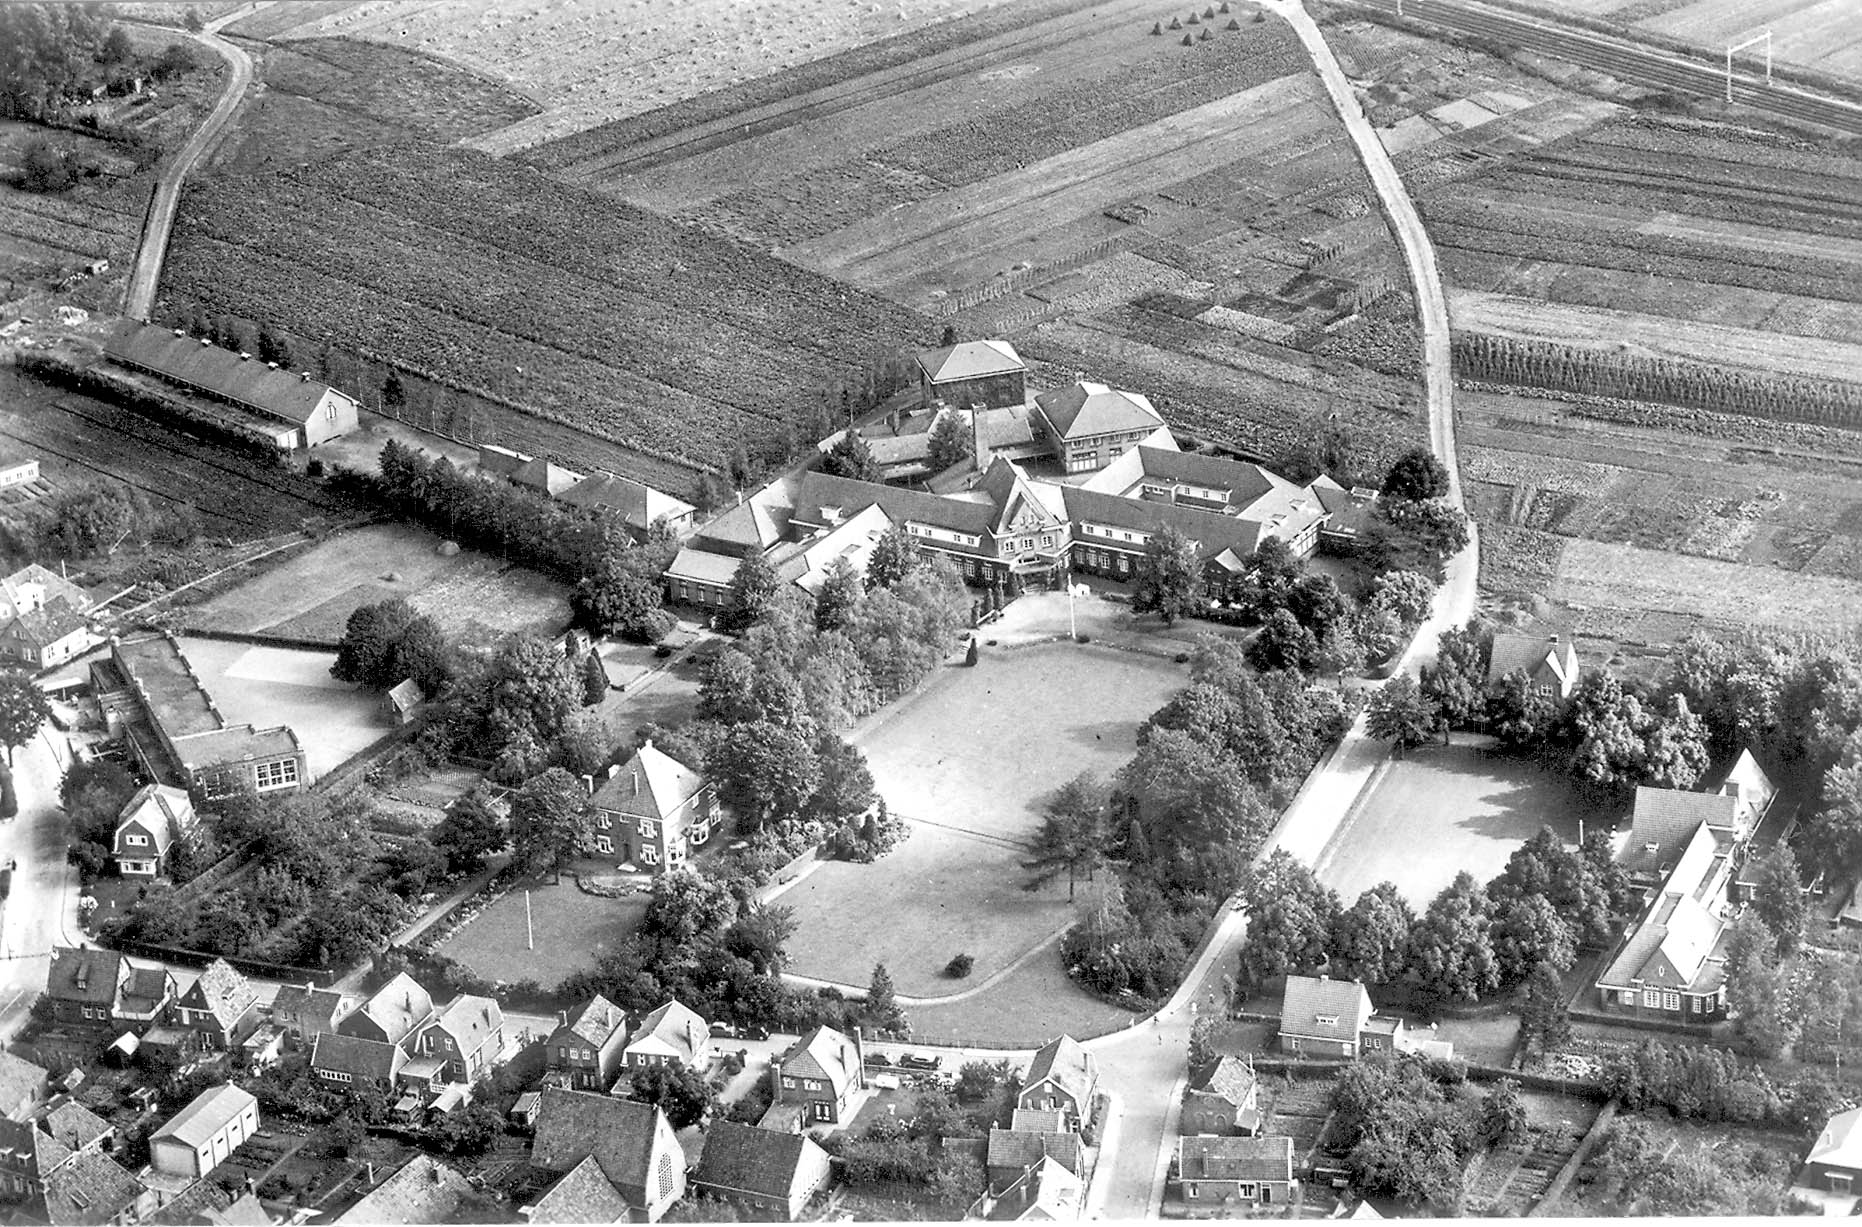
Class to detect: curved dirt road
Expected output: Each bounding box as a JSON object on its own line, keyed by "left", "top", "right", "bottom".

{"left": 123, "top": 4, "right": 267, "bottom": 321}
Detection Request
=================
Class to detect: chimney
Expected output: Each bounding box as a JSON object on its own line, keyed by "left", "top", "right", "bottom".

{"left": 557, "top": 1010, "right": 568, "bottom": 1028}
{"left": 581, "top": 773, "right": 595, "bottom": 797}
{"left": 429, "top": 1162, "right": 442, "bottom": 1184}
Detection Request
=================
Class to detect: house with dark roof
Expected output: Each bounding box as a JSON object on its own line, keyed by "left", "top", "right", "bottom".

{"left": 38, "top": 1100, "right": 112, "bottom": 1155}
{"left": 148, "top": 1084, "right": 257, "bottom": 1179}
{"left": 338, "top": 972, "right": 435, "bottom": 1048}
{"left": 1174, "top": 1135, "right": 1296, "bottom": 1210}
{"left": 621, "top": 1000, "right": 710, "bottom": 1073}
{"left": 0, "top": 1118, "right": 74, "bottom": 1213}
{"left": 1182, "top": 1057, "right": 1262, "bottom": 1137}
{"left": 91, "top": 633, "right": 306, "bottom": 800}
{"left": 529, "top": 1089, "right": 686, "bottom": 1222}
{"left": 511, "top": 457, "right": 582, "bottom": 498}
{"left": 39, "top": 1146, "right": 148, "bottom": 1226}
{"left": 546, "top": 995, "right": 629, "bottom": 1092}
{"left": 311, "top": 1032, "right": 407, "bottom": 1090}
{"left": 146, "top": 1180, "right": 270, "bottom": 1226}
{"left": 270, "top": 983, "right": 354, "bottom": 1044}
{"left": 0, "top": 1053, "right": 48, "bottom": 1123}
{"left": 1485, "top": 633, "right": 1581, "bottom": 702}
{"left": 174, "top": 960, "right": 259, "bottom": 1050}
{"left": 588, "top": 742, "right": 719, "bottom": 873}
{"left": 1619, "top": 748, "right": 1778, "bottom": 885}
{"left": 384, "top": 679, "right": 423, "bottom": 727}
{"left": 334, "top": 1154, "right": 475, "bottom": 1224}
{"left": 1031, "top": 382, "right": 1166, "bottom": 473}
{"left": 769, "top": 1026, "right": 865, "bottom": 1127}
{"left": 1277, "top": 975, "right": 1384, "bottom": 1058}
{"left": 969, "top": 1154, "right": 1085, "bottom": 1221}
{"left": 985, "top": 1128, "right": 1084, "bottom": 1193}
{"left": 560, "top": 471, "right": 697, "bottom": 540}
{"left": 43, "top": 949, "right": 175, "bottom": 1039}
{"left": 691, "top": 1121, "right": 833, "bottom": 1221}
{"left": 855, "top": 403, "right": 1044, "bottom": 485}
{"left": 410, "top": 995, "right": 504, "bottom": 1085}
{"left": 917, "top": 339, "right": 1027, "bottom": 411}
{"left": 110, "top": 785, "right": 195, "bottom": 879}
{"left": 523, "top": 1154, "right": 631, "bottom": 1223}
{"left": 103, "top": 321, "right": 357, "bottom": 450}
{"left": 664, "top": 477, "right": 800, "bottom": 609}
{"left": 1016, "top": 1036, "right": 1097, "bottom": 1132}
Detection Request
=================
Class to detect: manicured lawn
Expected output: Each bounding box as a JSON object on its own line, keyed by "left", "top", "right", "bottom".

{"left": 1313, "top": 738, "right": 1613, "bottom": 907}
{"left": 780, "top": 642, "right": 1189, "bottom": 999}
{"left": 435, "top": 872, "right": 648, "bottom": 987}
{"left": 175, "top": 636, "right": 388, "bottom": 779}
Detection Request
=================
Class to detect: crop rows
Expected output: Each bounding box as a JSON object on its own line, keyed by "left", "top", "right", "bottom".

{"left": 1453, "top": 333, "right": 1862, "bottom": 427}
{"left": 0, "top": 207, "right": 122, "bottom": 261}
{"left": 1578, "top": 117, "right": 1862, "bottom": 183}
{"left": 163, "top": 143, "right": 930, "bottom": 472}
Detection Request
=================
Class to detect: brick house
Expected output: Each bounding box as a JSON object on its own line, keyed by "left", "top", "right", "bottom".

{"left": 337, "top": 973, "right": 435, "bottom": 1047}
{"left": 620, "top": 999, "right": 709, "bottom": 1073}
{"left": 1175, "top": 1135, "right": 1296, "bottom": 1211}
{"left": 43, "top": 949, "right": 174, "bottom": 1037}
{"left": 411, "top": 995, "right": 504, "bottom": 1085}
{"left": 270, "top": 984, "right": 354, "bottom": 1045}
{"left": 1278, "top": 975, "right": 1378, "bottom": 1058}
{"left": 1182, "top": 1057, "right": 1262, "bottom": 1136}
{"left": 916, "top": 339, "right": 1027, "bottom": 411}
{"left": 691, "top": 1121, "right": 833, "bottom": 1221}
{"left": 528, "top": 1089, "right": 686, "bottom": 1223}
{"left": 985, "top": 1128, "right": 1083, "bottom": 1193}
{"left": 0, "top": 565, "right": 92, "bottom": 671}
{"left": 173, "top": 961, "right": 259, "bottom": 1050}
{"left": 1031, "top": 382, "right": 1166, "bottom": 474}
{"left": 1016, "top": 1035, "right": 1097, "bottom": 1131}
{"left": 969, "top": 1155, "right": 1084, "bottom": 1222}
{"left": 559, "top": 472, "right": 697, "bottom": 541}
{"left": 109, "top": 785, "right": 195, "bottom": 879}
{"left": 1795, "top": 1107, "right": 1862, "bottom": 1211}
{"left": 768, "top": 1027, "right": 864, "bottom": 1127}
{"left": 587, "top": 743, "right": 719, "bottom": 873}
{"left": 1484, "top": 633, "right": 1581, "bottom": 702}
{"left": 0, "top": 1054, "right": 47, "bottom": 1124}
{"left": 310, "top": 1033, "right": 406, "bottom": 1092}
{"left": 546, "top": 995, "right": 629, "bottom": 1092}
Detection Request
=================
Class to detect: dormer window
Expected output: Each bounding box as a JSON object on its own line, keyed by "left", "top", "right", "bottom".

{"left": 1644, "top": 843, "right": 1660, "bottom": 855}
{"left": 1315, "top": 1014, "right": 1339, "bottom": 1027}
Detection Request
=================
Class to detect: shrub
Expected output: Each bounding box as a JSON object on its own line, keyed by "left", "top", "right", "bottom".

{"left": 946, "top": 954, "right": 974, "bottom": 979}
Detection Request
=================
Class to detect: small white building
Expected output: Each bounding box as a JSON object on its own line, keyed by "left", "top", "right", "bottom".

{"left": 148, "top": 1083, "right": 258, "bottom": 1179}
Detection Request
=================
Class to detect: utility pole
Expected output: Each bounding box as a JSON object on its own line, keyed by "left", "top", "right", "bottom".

{"left": 526, "top": 889, "right": 534, "bottom": 951}
{"left": 1725, "top": 31, "right": 1773, "bottom": 103}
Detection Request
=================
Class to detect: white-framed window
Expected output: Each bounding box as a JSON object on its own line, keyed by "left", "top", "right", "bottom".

{"left": 642, "top": 846, "right": 659, "bottom": 865}
{"left": 595, "top": 836, "right": 612, "bottom": 855}
{"left": 640, "top": 820, "right": 657, "bottom": 839}
{"left": 557, "top": 1046, "right": 568, "bottom": 1060}
{"left": 1661, "top": 991, "right": 1680, "bottom": 1011}
{"left": 1186, "top": 1184, "right": 1199, "bottom": 1200}
{"left": 1620, "top": 990, "right": 1636, "bottom": 1006}
{"left": 254, "top": 758, "right": 299, "bottom": 792}
{"left": 690, "top": 821, "right": 709, "bottom": 846}
{"left": 125, "top": 833, "right": 148, "bottom": 847}
{"left": 1237, "top": 1183, "right": 1258, "bottom": 1200}
{"left": 1642, "top": 988, "right": 1660, "bottom": 1008}
{"left": 326, "top": 403, "right": 337, "bottom": 422}
{"left": 782, "top": 1077, "right": 795, "bottom": 1089}
{"left": 596, "top": 813, "right": 611, "bottom": 830}
{"left": 320, "top": 1070, "right": 352, "bottom": 1083}
{"left": 1315, "top": 1014, "right": 1338, "bottom": 1027}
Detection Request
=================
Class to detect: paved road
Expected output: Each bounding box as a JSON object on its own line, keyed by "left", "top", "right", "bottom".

{"left": 123, "top": 3, "right": 268, "bottom": 321}
{"left": 0, "top": 727, "right": 87, "bottom": 1044}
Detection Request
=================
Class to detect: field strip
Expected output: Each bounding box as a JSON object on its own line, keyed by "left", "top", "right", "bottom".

{"left": 1553, "top": 536, "right": 1862, "bottom": 632}
{"left": 789, "top": 73, "right": 1324, "bottom": 294}
{"left": 1449, "top": 288, "right": 1862, "bottom": 384}
{"left": 1639, "top": 211, "right": 1862, "bottom": 264}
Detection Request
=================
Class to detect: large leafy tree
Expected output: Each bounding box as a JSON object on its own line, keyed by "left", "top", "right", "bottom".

{"left": 813, "top": 557, "right": 863, "bottom": 633}
{"left": 1489, "top": 893, "right": 1576, "bottom": 988}
{"left": 1329, "top": 882, "right": 1415, "bottom": 986}
{"left": 1248, "top": 609, "right": 1319, "bottom": 674}
{"left": 710, "top": 721, "right": 819, "bottom": 830}
{"left": 1407, "top": 871, "right": 1499, "bottom": 1004}
{"left": 432, "top": 786, "right": 506, "bottom": 875}
{"left": 1517, "top": 959, "right": 1572, "bottom": 1053}
{"left": 1368, "top": 570, "right": 1438, "bottom": 629}
{"left": 1237, "top": 849, "right": 1340, "bottom": 987}
{"left": 1381, "top": 448, "right": 1450, "bottom": 503}
{"left": 1286, "top": 573, "right": 1352, "bottom": 639}
{"left": 926, "top": 412, "right": 974, "bottom": 474}
{"left": 641, "top": 868, "right": 738, "bottom": 948}
{"left": 1565, "top": 672, "right": 1651, "bottom": 792}
{"left": 1366, "top": 674, "right": 1437, "bottom": 752}
{"left": 626, "top": 1063, "right": 714, "bottom": 1129}
{"left": 865, "top": 524, "right": 921, "bottom": 591}
{"left": 1747, "top": 845, "right": 1806, "bottom": 958}
{"left": 718, "top": 551, "right": 780, "bottom": 635}
{"left": 510, "top": 767, "right": 592, "bottom": 882}
{"left": 1806, "top": 737, "right": 1862, "bottom": 877}
{"left": 807, "top": 735, "right": 876, "bottom": 826}
{"left": 1421, "top": 619, "right": 1489, "bottom": 731}
{"left": 475, "top": 634, "right": 582, "bottom": 758}
{"left": 1724, "top": 911, "right": 1799, "bottom": 1058}
{"left": 698, "top": 648, "right": 763, "bottom": 725}
{"left": 1641, "top": 698, "right": 1711, "bottom": 790}
{"left": 1131, "top": 524, "right": 1203, "bottom": 625}
{"left": 1487, "top": 668, "right": 1557, "bottom": 750}
{"left": 1022, "top": 773, "right": 1107, "bottom": 901}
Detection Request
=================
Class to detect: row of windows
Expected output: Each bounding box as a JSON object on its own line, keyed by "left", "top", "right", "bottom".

{"left": 1184, "top": 1182, "right": 1261, "bottom": 1201}
{"left": 254, "top": 758, "right": 300, "bottom": 791}
{"left": 780, "top": 1076, "right": 824, "bottom": 1092}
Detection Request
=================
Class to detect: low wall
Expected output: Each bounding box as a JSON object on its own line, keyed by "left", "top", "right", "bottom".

{"left": 174, "top": 626, "right": 337, "bottom": 652}
{"left": 1531, "top": 1099, "right": 1618, "bottom": 1216}
{"left": 101, "top": 934, "right": 334, "bottom": 987}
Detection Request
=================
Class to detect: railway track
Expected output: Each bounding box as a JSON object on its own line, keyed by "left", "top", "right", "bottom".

{"left": 1352, "top": 0, "right": 1862, "bottom": 136}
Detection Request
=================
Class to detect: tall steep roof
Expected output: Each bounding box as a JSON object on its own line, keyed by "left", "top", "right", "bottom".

{"left": 1279, "top": 975, "right": 1374, "bottom": 1044}
{"left": 590, "top": 742, "right": 706, "bottom": 824}
{"left": 1022, "top": 1035, "right": 1095, "bottom": 1108}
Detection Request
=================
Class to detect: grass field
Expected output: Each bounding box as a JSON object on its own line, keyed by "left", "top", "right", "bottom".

{"left": 186, "top": 522, "right": 570, "bottom": 648}
{"left": 436, "top": 873, "right": 648, "bottom": 987}
{"left": 1312, "top": 739, "right": 1610, "bottom": 907}
{"left": 780, "top": 642, "right": 1187, "bottom": 999}
{"left": 174, "top": 636, "right": 387, "bottom": 779}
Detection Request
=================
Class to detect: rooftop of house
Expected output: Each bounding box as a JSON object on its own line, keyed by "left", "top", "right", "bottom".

{"left": 272, "top": 983, "right": 352, "bottom": 1027}
{"left": 511, "top": 457, "right": 582, "bottom": 497}
{"left": 1190, "top": 1056, "right": 1259, "bottom": 1107}
{"left": 387, "top": 679, "right": 423, "bottom": 712}
{"left": 5, "top": 598, "right": 88, "bottom": 651}
{"left": 987, "top": 1155, "right": 1084, "bottom": 1221}
{"left": 860, "top": 405, "right": 1039, "bottom": 467}
{"left": 1279, "top": 974, "right": 1374, "bottom": 1043}
{"left": 1622, "top": 786, "right": 1741, "bottom": 877}
{"left": 40, "top": 1148, "right": 145, "bottom": 1226}
{"left": 0, "top": 563, "right": 88, "bottom": 618}
{"left": 986, "top": 1127, "right": 1082, "bottom": 1175}
{"left": 354, "top": 972, "right": 435, "bottom": 1046}
{"left": 695, "top": 1121, "right": 827, "bottom": 1201}
{"left": 777, "top": 502, "right": 892, "bottom": 594}
{"left": 776, "top": 1026, "right": 862, "bottom": 1099}
{"left": 1022, "top": 1034, "right": 1095, "bottom": 1106}
{"left": 531, "top": 1088, "right": 667, "bottom": 1197}
{"left": 173, "top": 722, "right": 303, "bottom": 771}
{"left": 558, "top": 471, "right": 695, "bottom": 528}
{"left": 559, "top": 995, "right": 628, "bottom": 1050}
{"left": 113, "top": 785, "right": 193, "bottom": 857}
{"left": 40, "top": 1099, "right": 112, "bottom": 1152}
{"left": 1598, "top": 821, "right": 1734, "bottom": 994}
{"left": 917, "top": 339, "right": 1025, "bottom": 383}
{"left": 47, "top": 947, "right": 122, "bottom": 1006}
{"left": 150, "top": 1083, "right": 255, "bottom": 1150}
{"left": 525, "top": 1153, "right": 631, "bottom": 1224}
{"left": 102, "top": 320, "right": 349, "bottom": 427}
{"left": 1808, "top": 1107, "right": 1862, "bottom": 1172}
{"left": 590, "top": 741, "right": 707, "bottom": 824}
{"left": 333, "top": 1154, "right": 474, "bottom": 1224}
{"left": 312, "top": 1033, "right": 406, "bottom": 1083}
{"left": 626, "top": 1000, "right": 707, "bottom": 1065}
{"left": 0, "top": 1050, "right": 47, "bottom": 1114}
{"left": 178, "top": 959, "right": 257, "bottom": 1029}
{"left": 428, "top": 994, "right": 502, "bottom": 1055}
{"left": 1032, "top": 381, "right": 1163, "bottom": 441}
{"left": 1486, "top": 633, "right": 1579, "bottom": 687}
{"left": 112, "top": 633, "right": 222, "bottom": 739}
{"left": 1176, "top": 1134, "right": 1295, "bottom": 1182}
{"left": 1009, "top": 1108, "right": 1066, "bottom": 1134}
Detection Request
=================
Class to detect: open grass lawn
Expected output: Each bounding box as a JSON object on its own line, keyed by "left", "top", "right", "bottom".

{"left": 174, "top": 636, "right": 387, "bottom": 779}
{"left": 435, "top": 872, "right": 647, "bottom": 988}
{"left": 186, "top": 521, "right": 569, "bottom": 648}
{"left": 781, "top": 643, "right": 1186, "bottom": 1001}
{"left": 1313, "top": 739, "right": 1611, "bottom": 908}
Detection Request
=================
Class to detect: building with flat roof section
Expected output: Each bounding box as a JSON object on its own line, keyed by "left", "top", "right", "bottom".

{"left": 91, "top": 633, "right": 305, "bottom": 799}
{"left": 103, "top": 320, "right": 357, "bottom": 449}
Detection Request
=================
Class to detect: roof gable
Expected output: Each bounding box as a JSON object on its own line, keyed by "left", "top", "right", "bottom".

{"left": 986, "top": 1128, "right": 1083, "bottom": 1174}
{"left": 532, "top": 1089, "right": 666, "bottom": 1195}
{"left": 178, "top": 960, "right": 256, "bottom": 1028}
{"left": 561, "top": 995, "right": 628, "bottom": 1049}
{"left": 1022, "top": 1035, "right": 1095, "bottom": 1106}
{"left": 695, "top": 1121, "right": 825, "bottom": 1200}
{"left": 431, "top": 995, "right": 502, "bottom": 1055}
{"left": 917, "top": 339, "right": 1024, "bottom": 383}
{"left": 335, "top": 1155, "right": 473, "bottom": 1224}
{"left": 527, "top": 1153, "right": 632, "bottom": 1224}
{"left": 627, "top": 1000, "right": 707, "bottom": 1064}
{"left": 591, "top": 743, "right": 705, "bottom": 822}
{"left": 354, "top": 973, "right": 433, "bottom": 1045}
{"left": 1176, "top": 1135, "right": 1294, "bottom": 1182}
{"left": 1279, "top": 975, "right": 1373, "bottom": 1042}
{"left": 151, "top": 1084, "right": 255, "bottom": 1149}
{"left": 1810, "top": 1107, "right": 1862, "bottom": 1170}
{"left": 777, "top": 1027, "right": 861, "bottom": 1097}
{"left": 1624, "top": 787, "right": 1739, "bottom": 875}
{"left": 47, "top": 948, "right": 122, "bottom": 1005}
{"left": 41, "top": 1149, "right": 144, "bottom": 1226}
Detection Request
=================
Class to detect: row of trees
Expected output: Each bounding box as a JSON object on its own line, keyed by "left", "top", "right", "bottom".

{"left": 0, "top": 478, "right": 189, "bottom": 567}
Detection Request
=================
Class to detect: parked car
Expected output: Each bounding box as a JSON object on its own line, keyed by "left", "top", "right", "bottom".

{"left": 898, "top": 1052, "right": 941, "bottom": 1072}
{"left": 709, "top": 1022, "right": 770, "bottom": 1041}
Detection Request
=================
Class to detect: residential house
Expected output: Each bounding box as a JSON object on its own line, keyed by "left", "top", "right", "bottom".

{"left": 1793, "top": 1106, "right": 1862, "bottom": 1214}
{"left": 1031, "top": 382, "right": 1165, "bottom": 474}
{"left": 1594, "top": 820, "right": 1734, "bottom": 1022}
{"left": 173, "top": 960, "right": 259, "bottom": 1050}
{"left": 0, "top": 457, "right": 39, "bottom": 489}
{"left": 1278, "top": 975, "right": 1394, "bottom": 1059}
{"left": 587, "top": 742, "right": 719, "bottom": 873}
{"left": 269, "top": 984, "right": 354, "bottom": 1044}
{"left": 664, "top": 477, "right": 798, "bottom": 610}
{"left": 0, "top": 564, "right": 92, "bottom": 670}
{"left": 38, "top": 1101, "right": 112, "bottom": 1155}
{"left": 1181, "top": 1057, "right": 1262, "bottom": 1136}
{"left": 0, "top": 1054, "right": 47, "bottom": 1122}
{"left": 91, "top": 633, "right": 306, "bottom": 800}
{"left": 546, "top": 995, "right": 629, "bottom": 1092}
{"left": 476, "top": 444, "right": 528, "bottom": 479}
{"left": 110, "top": 785, "right": 195, "bottom": 879}
{"left": 335, "top": 1155, "right": 476, "bottom": 1225}
{"left": 148, "top": 1084, "right": 258, "bottom": 1179}
{"left": 1484, "top": 633, "right": 1581, "bottom": 702}
{"left": 768, "top": 1026, "right": 865, "bottom": 1127}
{"left": 521, "top": 1154, "right": 631, "bottom": 1224}
{"left": 338, "top": 972, "right": 435, "bottom": 1048}
{"left": 1620, "top": 747, "right": 1778, "bottom": 886}
{"left": 0, "top": 1119, "right": 74, "bottom": 1209}
{"left": 559, "top": 471, "right": 697, "bottom": 541}
{"left": 1174, "top": 1135, "right": 1296, "bottom": 1211}
{"left": 411, "top": 995, "right": 504, "bottom": 1085}
{"left": 621, "top": 1000, "right": 709, "bottom": 1073}
{"left": 39, "top": 1147, "right": 149, "bottom": 1226}
{"left": 146, "top": 1181, "right": 270, "bottom": 1226}
{"left": 917, "top": 339, "right": 1027, "bottom": 411}
{"left": 690, "top": 1121, "right": 833, "bottom": 1221}
{"left": 1016, "top": 1036, "right": 1097, "bottom": 1132}
{"left": 103, "top": 320, "right": 358, "bottom": 449}
{"left": 528, "top": 1089, "right": 687, "bottom": 1223}
{"left": 985, "top": 1129, "right": 1083, "bottom": 1193}
{"left": 856, "top": 403, "right": 1044, "bottom": 485}
{"left": 310, "top": 1032, "right": 406, "bottom": 1092}
{"left": 772, "top": 502, "right": 892, "bottom": 597}
{"left": 43, "top": 949, "right": 175, "bottom": 1038}
{"left": 968, "top": 1155, "right": 1084, "bottom": 1222}
{"left": 511, "top": 457, "right": 582, "bottom": 498}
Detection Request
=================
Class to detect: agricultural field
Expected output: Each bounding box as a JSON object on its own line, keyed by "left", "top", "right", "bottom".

{"left": 185, "top": 521, "right": 571, "bottom": 649}
{"left": 1462, "top": 1090, "right": 1601, "bottom": 1217}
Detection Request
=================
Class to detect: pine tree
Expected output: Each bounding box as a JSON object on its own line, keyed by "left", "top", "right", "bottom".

{"left": 867, "top": 963, "right": 904, "bottom": 1033}
{"left": 580, "top": 650, "right": 609, "bottom": 706}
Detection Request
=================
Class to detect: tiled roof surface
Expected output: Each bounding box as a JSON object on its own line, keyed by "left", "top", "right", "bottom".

{"left": 312, "top": 1033, "right": 406, "bottom": 1082}
{"left": 694, "top": 1121, "right": 826, "bottom": 1201}
{"left": 526, "top": 1153, "right": 631, "bottom": 1224}
{"left": 1623, "top": 787, "right": 1738, "bottom": 876}
{"left": 986, "top": 1128, "right": 1082, "bottom": 1174}
{"left": 42, "top": 1100, "right": 111, "bottom": 1151}
{"left": 1279, "top": 975, "right": 1373, "bottom": 1043}
{"left": 430, "top": 995, "right": 502, "bottom": 1058}
{"left": 917, "top": 340, "right": 1025, "bottom": 383}
{"left": 1177, "top": 1135, "right": 1294, "bottom": 1182}
{"left": 1033, "top": 382, "right": 1163, "bottom": 440}
{"left": 626, "top": 1000, "right": 707, "bottom": 1066}
{"left": 334, "top": 1155, "right": 473, "bottom": 1224}
{"left": 353, "top": 973, "right": 434, "bottom": 1046}
{"left": 47, "top": 948, "right": 121, "bottom": 1006}
{"left": 1191, "top": 1057, "right": 1258, "bottom": 1107}
{"left": 591, "top": 744, "right": 705, "bottom": 824}
{"left": 178, "top": 960, "right": 256, "bottom": 1031}
{"left": 561, "top": 995, "right": 627, "bottom": 1050}
{"left": 103, "top": 320, "right": 345, "bottom": 427}
{"left": 532, "top": 1088, "right": 663, "bottom": 1195}
{"left": 151, "top": 1083, "right": 255, "bottom": 1149}
{"left": 41, "top": 1149, "right": 144, "bottom": 1226}
{"left": 1022, "top": 1035, "right": 1095, "bottom": 1108}
{"left": 0, "top": 1051, "right": 46, "bottom": 1115}
{"left": 776, "top": 1027, "right": 862, "bottom": 1100}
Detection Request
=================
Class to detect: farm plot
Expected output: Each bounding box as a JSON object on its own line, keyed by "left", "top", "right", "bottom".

{"left": 1259, "top": 1076, "right": 1338, "bottom": 1161}
{"left": 1634, "top": 0, "right": 1862, "bottom": 81}
{"left": 162, "top": 139, "right": 933, "bottom": 485}
{"left": 1462, "top": 1092, "right": 1599, "bottom": 1217}
{"left": 186, "top": 521, "right": 570, "bottom": 648}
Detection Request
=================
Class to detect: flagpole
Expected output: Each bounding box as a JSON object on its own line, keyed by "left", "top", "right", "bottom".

{"left": 526, "top": 890, "right": 534, "bottom": 951}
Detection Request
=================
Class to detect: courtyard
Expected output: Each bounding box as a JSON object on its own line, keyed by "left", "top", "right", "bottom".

{"left": 779, "top": 641, "right": 1188, "bottom": 999}
{"left": 175, "top": 636, "right": 388, "bottom": 779}
{"left": 1311, "top": 737, "right": 1612, "bottom": 907}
